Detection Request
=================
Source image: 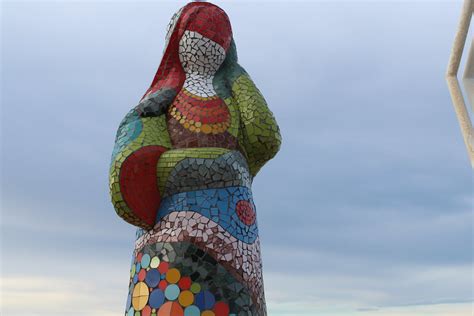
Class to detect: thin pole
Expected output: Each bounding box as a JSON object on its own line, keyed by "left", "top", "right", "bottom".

{"left": 446, "top": 0, "right": 474, "bottom": 167}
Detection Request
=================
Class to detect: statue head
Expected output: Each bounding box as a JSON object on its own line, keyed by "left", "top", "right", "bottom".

{"left": 142, "top": 2, "right": 235, "bottom": 100}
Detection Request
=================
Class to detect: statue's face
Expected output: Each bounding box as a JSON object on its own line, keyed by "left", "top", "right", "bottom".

{"left": 162, "top": 3, "right": 232, "bottom": 72}
{"left": 178, "top": 30, "right": 226, "bottom": 76}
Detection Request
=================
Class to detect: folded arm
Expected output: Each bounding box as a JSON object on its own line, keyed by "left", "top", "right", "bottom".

{"left": 233, "top": 73, "right": 282, "bottom": 177}
{"left": 109, "top": 98, "right": 172, "bottom": 229}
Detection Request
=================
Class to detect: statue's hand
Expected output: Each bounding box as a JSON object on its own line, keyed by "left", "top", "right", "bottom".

{"left": 137, "top": 89, "right": 177, "bottom": 117}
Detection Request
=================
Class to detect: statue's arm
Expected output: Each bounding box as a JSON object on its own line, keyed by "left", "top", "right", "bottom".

{"left": 233, "top": 73, "right": 282, "bottom": 177}
{"left": 109, "top": 92, "right": 173, "bottom": 229}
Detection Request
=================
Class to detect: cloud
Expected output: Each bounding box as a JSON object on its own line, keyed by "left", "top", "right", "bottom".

{"left": 263, "top": 247, "right": 472, "bottom": 306}
{"left": 1, "top": 276, "right": 124, "bottom": 316}
{"left": 266, "top": 302, "right": 472, "bottom": 316}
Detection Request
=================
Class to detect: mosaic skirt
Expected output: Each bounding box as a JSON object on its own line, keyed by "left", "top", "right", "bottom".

{"left": 124, "top": 150, "right": 266, "bottom": 316}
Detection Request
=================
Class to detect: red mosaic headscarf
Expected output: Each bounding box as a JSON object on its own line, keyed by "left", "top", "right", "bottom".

{"left": 142, "top": 2, "right": 233, "bottom": 100}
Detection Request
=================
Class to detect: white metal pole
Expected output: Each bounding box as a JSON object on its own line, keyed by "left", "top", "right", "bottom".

{"left": 446, "top": 0, "right": 474, "bottom": 167}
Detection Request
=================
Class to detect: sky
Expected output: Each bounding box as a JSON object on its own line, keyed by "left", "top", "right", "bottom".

{"left": 1, "top": 0, "right": 473, "bottom": 315}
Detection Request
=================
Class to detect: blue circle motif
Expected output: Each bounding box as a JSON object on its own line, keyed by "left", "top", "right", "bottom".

{"left": 184, "top": 305, "right": 200, "bottom": 316}
{"left": 149, "top": 289, "right": 165, "bottom": 309}
{"left": 195, "top": 290, "right": 215, "bottom": 310}
{"left": 164, "top": 284, "right": 180, "bottom": 300}
{"left": 141, "top": 254, "right": 151, "bottom": 269}
{"left": 145, "top": 269, "right": 160, "bottom": 288}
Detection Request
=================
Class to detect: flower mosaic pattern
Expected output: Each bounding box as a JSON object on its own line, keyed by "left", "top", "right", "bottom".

{"left": 110, "top": 2, "right": 280, "bottom": 315}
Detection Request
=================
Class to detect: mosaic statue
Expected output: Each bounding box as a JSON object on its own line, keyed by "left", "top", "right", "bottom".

{"left": 109, "top": 2, "right": 281, "bottom": 315}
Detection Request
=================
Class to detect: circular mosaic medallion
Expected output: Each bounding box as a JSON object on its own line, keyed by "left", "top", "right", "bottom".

{"left": 178, "top": 276, "right": 192, "bottom": 290}
{"left": 158, "top": 262, "right": 169, "bottom": 274}
{"left": 132, "top": 282, "right": 149, "bottom": 311}
{"left": 235, "top": 200, "right": 256, "bottom": 225}
{"left": 166, "top": 268, "right": 181, "bottom": 284}
{"left": 158, "top": 301, "right": 183, "bottom": 316}
{"left": 145, "top": 269, "right": 160, "bottom": 288}
{"left": 214, "top": 302, "right": 230, "bottom": 316}
{"left": 150, "top": 256, "right": 160, "bottom": 268}
{"left": 178, "top": 290, "right": 194, "bottom": 307}
{"left": 141, "top": 305, "right": 152, "bottom": 316}
{"left": 195, "top": 290, "right": 215, "bottom": 310}
{"left": 190, "top": 283, "right": 201, "bottom": 294}
{"left": 159, "top": 280, "right": 168, "bottom": 291}
{"left": 141, "top": 254, "right": 151, "bottom": 269}
{"left": 138, "top": 269, "right": 146, "bottom": 282}
{"left": 149, "top": 289, "right": 165, "bottom": 309}
{"left": 165, "top": 284, "right": 180, "bottom": 300}
{"left": 184, "top": 305, "right": 200, "bottom": 316}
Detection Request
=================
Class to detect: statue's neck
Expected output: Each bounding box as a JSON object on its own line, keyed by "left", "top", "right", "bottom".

{"left": 182, "top": 72, "right": 217, "bottom": 98}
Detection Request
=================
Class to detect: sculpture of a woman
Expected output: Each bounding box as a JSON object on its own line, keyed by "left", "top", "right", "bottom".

{"left": 109, "top": 2, "right": 281, "bottom": 315}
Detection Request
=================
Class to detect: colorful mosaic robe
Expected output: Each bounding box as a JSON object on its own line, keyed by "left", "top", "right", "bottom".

{"left": 109, "top": 2, "right": 281, "bottom": 315}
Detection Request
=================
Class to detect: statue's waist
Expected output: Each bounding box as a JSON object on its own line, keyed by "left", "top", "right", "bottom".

{"left": 158, "top": 148, "right": 251, "bottom": 197}
{"left": 156, "top": 186, "right": 258, "bottom": 244}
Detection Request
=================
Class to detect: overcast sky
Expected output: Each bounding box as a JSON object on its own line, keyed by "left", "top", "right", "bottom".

{"left": 1, "top": 1, "right": 472, "bottom": 315}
